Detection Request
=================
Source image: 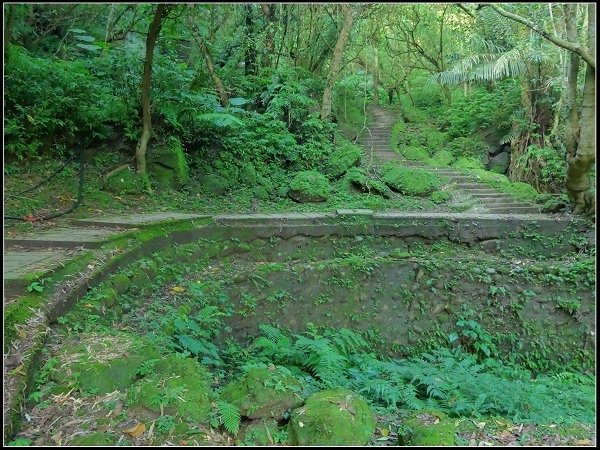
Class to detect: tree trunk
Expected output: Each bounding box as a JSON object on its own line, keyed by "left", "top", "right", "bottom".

{"left": 563, "top": 3, "right": 580, "bottom": 158}
{"left": 260, "top": 3, "right": 276, "bottom": 68}
{"left": 566, "top": 4, "right": 595, "bottom": 213}
{"left": 244, "top": 3, "right": 257, "bottom": 76}
{"left": 188, "top": 6, "right": 229, "bottom": 107}
{"left": 135, "top": 4, "right": 170, "bottom": 193}
{"left": 4, "top": 4, "right": 15, "bottom": 58}
{"left": 321, "top": 5, "right": 354, "bottom": 121}
{"left": 373, "top": 35, "right": 380, "bottom": 106}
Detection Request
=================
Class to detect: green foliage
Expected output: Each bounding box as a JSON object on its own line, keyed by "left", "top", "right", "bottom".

{"left": 452, "top": 156, "right": 485, "bottom": 170}
{"left": 4, "top": 45, "right": 119, "bottom": 159}
{"left": 440, "top": 80, "right": 521, "bottom": 138}
{"left": 555, "top": 297, "right": 581, "bottom": 316}
{"left": 380, "top": 163, "right": 447, "bottom": 196}
{"left": 392, "top": 121, "right": 447, "bottom": 154}
{"left": 343, "top": 168, "right": 392, "bottom": 198}
{"left": 155, "top": 415, "right": 176, "bottom": 434}
{"left": 449, "top": 309, "right": 498, "bottom": 360}
{"left": 429, "top": 150, "right": 454, "bottom": 167}
{"left": 512, "top": 144, "right": 566, "bottom": 192}
{"left": 215, "top": 400, "right": 241, "bottom": 436}
{"left": 445, "top": 137, "right": 488, "bottom": 159}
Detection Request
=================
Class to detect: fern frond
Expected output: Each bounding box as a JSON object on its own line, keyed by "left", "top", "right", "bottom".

{"left": 217, "top": 400, "right": 241, "bottom": 436}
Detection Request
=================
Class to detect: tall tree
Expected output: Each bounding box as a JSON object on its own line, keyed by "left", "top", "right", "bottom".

{"left": 135, "top": 4, "right": 171, "bottom": 192}
{"left": 321, "top": 5, "right": 354, "bottom": 121}
{"left": 188, "top": 5, "right": 229, "bottom": 107}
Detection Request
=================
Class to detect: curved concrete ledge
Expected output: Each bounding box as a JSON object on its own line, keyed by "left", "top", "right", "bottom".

{"left": 2, "top": 211, "right": 590, "bottom": 440}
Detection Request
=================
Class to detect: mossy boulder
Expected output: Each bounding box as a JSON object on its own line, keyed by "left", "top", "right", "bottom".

{"left": 221, "top": 367, "right": 304, "bottom": 421}
{"left": 381, "top": 163, "right": 446, "bottom": 196}
{"left": 288, "top": 388, "right": 375, "bottom": 446}
{"left": 400, "top": 146, "right": 431, "bottom": 162}
{"left": 288, "top": 171, "right": 330, "bottom": 203}
{"left": 430, "top": 150, "right": 454, "bottom": 166}
{"left": 400, "top": 411, "right": 456, "bottom": 446}
{"left": 49, "top": 332, "right": 160, "bottom": 394}
{"left": 109, "top": 273, "right": 131, "bottom": 295}
{"left": 241, "top": 419, "right": 281, "bottom": 446}
{"left": 326, "top": 142, "right": 362, "bottom": 178}
{"left": 343, "top": 168, "right": 392, "bottom": 198}
{"left": 127, "top": 356, "right": 212, "bottom": 422}
{"left": 128, "top": 268, "right": 149, "bottom": 294}
{"left": 103, "top": 166, "right": 144, "bottom": 195}
{"left": 148, "top": 137, "right": 189, "bottom": 190}
{"left": 70, "top": 432, "right": 117, "bottom": 446}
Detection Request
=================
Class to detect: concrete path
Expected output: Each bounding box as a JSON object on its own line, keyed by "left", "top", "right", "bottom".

{"left": 362, "top": 107, "right": 540, "bottom": 214}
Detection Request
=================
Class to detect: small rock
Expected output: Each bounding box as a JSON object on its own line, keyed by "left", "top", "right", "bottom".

{"left": 485, "top": 268, "right": 497, "bottom": 275}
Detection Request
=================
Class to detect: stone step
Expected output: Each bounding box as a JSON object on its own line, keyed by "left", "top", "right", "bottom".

{"left": 455, "top": 183, "right": 498, "bottom": 190}
{"left": 73, "top": 213, "right": 210, "bottom": 229}
{"left": 472, "top": 196, "right": 515, "bottom": 204}
{"left": 486, "top": 207, "right": 540, "bottom": 214}
{"left": 4, "top": 227, "right": 122, "bottom": 249}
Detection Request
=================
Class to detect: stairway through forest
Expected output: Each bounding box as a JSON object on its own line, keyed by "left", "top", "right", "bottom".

{"left": 361, "top": 107, "right": 540, "bottom": 214}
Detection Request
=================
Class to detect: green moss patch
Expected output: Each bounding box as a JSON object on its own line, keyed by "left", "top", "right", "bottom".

{"left": 431, "top": 190, "right": 452, "bottom": 203}
{"left": 241, "top": 419, "right": 281, "bottom": 446}
{"left": 126, "top": 356, "right": 212, "bottom": 422}
{"left": 50, "top": 332, "right": 160, "bottom": 394}
{"left": 400, "top": 146, "right": 431, "bottom": 162}
{"left": 430, "top": 150, "right": 454, "bottom": 166}
{"left": 221, "top": 367, "right": 304, "bottom": 420}
{"left": 401, "top": 411, "right": 456, "bottom": 446}
{"left": 381, "top": 163, "right": 447, "bottom": 196}
{"left": 103, "top": 166, "right": 144, "bottom": 195}
{"left": 288, "top": 388, "right": 375, "bottom": 446}
{"left": 148, "top": 136, "right": 189, "bottom": 190}
{"left": 452, "top": 156, "right": 485, "bottom": 170}
{"left": 288, "top": 171, "right": 330, "bottom": 203}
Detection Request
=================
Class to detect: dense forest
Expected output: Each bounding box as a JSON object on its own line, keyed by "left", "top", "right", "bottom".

{"left": 3, "top": 3, "right": 596, "bottom": 219}
{"left": 3, "top": 3, "right": 596, "bottom": 447}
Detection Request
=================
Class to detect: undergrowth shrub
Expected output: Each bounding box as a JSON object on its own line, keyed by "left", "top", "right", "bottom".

{"left": 445, "top": 137, "right": 488, "bottom": 159}
{"left": 380, "top": 163, "right": 446, "bottom": 196}
{"left": 511, "top": 144, "right": 566, "bottom": 193}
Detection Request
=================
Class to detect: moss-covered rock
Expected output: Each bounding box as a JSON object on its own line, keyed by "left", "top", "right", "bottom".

{"left": 127, "top": 356, "right": 212, "bottom": 422}
{"left": 400, "top": 146, "right": 431, "bottom": 162}
{"left": 288, "top": 171, "right": 330, "bottom": 203}
{"left": 430, "top": 190, "right": 451, "bottom": 204}
{"left": 49, "top": 332, "right": 160, "bottom": 394}
{"left": 380, "top": 163, "right": 446, "bottom": 197}
{"left": 430, "top": 150, "right": 454, "bottom": 166}
{"left": 400, "top": 411, "right": 456, "bottom": 446}
{"left": 98, "top": 287, "right": 118, "bottom": 308}
{"left": 344, "top": 168, "right": 392, "bottom": 198}
{"left": 241, "top": 419, "right": 281, "bottom": 446}
{"left": 70, "top": 432, "right": 117, "bottom": 446}
{"left": 221, "top": 367, "right": 304, "bottom": 421}
{"left": 326, "top": 142, "right": 362, "bottom": 178}
{"left": 109, "top": 273, "right": 131, "bottom": 295}
{"left": 128, "top": 268, "right": 148, "bottom": 294}
{"left": 148, "top": 137, "right": 189, "bottom": 190}
{"left": 103, "top": 166, "right": 144, "bottom": 195}
{"left": 288, "top": 388, "right": 375, "bottom": 446}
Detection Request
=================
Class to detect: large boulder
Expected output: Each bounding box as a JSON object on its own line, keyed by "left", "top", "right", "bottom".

{"left": 326, "top": 143, "right": 362, "bottom": 178}
{"left": 148, "top": 137, "right": 189, "bottom": 190}
{"left": 126, "top": 356, "right": 212, "bottom": 422}
{"left": 489, "top": 151, "right": 511, "bottom": 174}
{"left": 288, "top": 171, "right": 330, "bottom": 203}
{"left": 380, "top": 163, "right": 446, "bottom": 197}
{"left": 288, "top": 389, "right": 376, "bottom": 446}
{"left": 221, "top": 367, "right": 304, "bottom": 421}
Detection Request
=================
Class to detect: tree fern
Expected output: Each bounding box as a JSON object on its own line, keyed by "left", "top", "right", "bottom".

{"left": 216, "top": 400, "right": 241, "bottom": 436}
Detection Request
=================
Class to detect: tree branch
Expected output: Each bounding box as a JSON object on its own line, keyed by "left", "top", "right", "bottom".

{"left": 486, "top": 3, "right": 595, "bottom": 68}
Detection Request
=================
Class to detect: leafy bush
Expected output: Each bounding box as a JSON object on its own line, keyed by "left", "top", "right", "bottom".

{"left": 393, "top": 122, "right": 447, "bottom": 154}
{"left": 380, "top": 163, "right": 447, "bottom": 196}
{"left": 511, "top": 144, "right": 566, "bottom": 193}
{"left": 430, "top": 190, "right": 451, "bottom": 203}
{"left": 343, "top": 168, "right": 392, "bottom": 198}
{"left": 4, "top": 45, "right": 119, "bottom": 159}
{"left": 445, "top": 137, "right": 488, "bottom": 159}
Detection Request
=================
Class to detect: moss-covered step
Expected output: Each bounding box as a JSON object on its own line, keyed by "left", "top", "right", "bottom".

{"left": 72, "top": 213, "right": 211, "bottom": 229}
